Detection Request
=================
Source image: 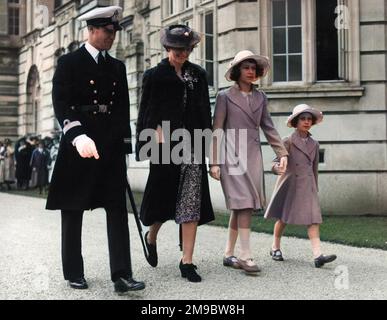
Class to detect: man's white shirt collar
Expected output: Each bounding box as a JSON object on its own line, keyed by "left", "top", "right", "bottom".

{"left": 85, "top": 42, "right": 106, "bottom": 64}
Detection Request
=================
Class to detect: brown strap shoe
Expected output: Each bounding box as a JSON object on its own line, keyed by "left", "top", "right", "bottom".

{"left": 237, "top": 258, "right": 261, "bottom": 274}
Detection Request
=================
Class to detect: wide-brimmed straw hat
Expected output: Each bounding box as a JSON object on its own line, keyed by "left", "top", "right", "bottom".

{"left": 287, "top": 104, "right": 323, "bottom": 128}
{"left": 225, "top": 50, "right": 270, "bottom": 81}
{"left": 160, "top": 24, "right": 201, "bottom": 48}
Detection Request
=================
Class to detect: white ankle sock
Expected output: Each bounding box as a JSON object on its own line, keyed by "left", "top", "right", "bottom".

{"left": 238, "top": 228, "right": 251, "bottom": 260}
{"left": 310, "top": 237, "right": 322, "bottom": 258}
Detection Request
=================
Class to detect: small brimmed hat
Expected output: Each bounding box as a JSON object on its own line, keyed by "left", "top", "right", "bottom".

{"left": 160, "top": 25, "right": 201, "bottom": 48}
{"left": 225, "top": 50, "right": 270, "bottom": 81}
{"left": 78, "top": 6, "right": 123, "bottom": 31}
{"left": 287, "top": 104, "right": 323, "bottom": 128}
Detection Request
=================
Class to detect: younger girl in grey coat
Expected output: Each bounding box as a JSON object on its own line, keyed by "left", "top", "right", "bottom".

{"left": 264, "top": 104, "right": 337, "bottom": 268}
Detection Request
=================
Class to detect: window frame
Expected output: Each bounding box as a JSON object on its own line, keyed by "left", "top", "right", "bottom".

{"left": 259, "top": 0, "right": 360, "bottom": 88}
{"left": 271, "top": 0, "right": 303, "bottom": 83}
{"left": 200, "top": 10, "right": 215, "bottom": 88}
{"left": 8, "top": 0, "right": 21, "bottom": 36}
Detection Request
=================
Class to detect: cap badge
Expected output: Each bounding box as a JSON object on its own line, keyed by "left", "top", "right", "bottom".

{"left": 112, "top": 10, "right": 119, "bottom": 22}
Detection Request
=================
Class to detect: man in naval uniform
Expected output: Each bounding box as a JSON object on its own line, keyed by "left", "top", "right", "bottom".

{"left": 46, "top": 6, "right": 145, "bottom": 294}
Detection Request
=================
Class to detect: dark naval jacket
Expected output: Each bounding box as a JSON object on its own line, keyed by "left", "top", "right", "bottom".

{"left": 46, "top": 45, "right": 131, "bottom": 211}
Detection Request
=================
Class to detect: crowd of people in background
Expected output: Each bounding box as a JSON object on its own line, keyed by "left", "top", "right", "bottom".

{"left": 0, "top": 135, "right": 60, "bottom": 194}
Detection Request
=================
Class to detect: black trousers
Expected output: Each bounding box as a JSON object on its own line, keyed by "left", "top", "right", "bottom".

{"left": 61, "top": 207, "right": 132, "bottom": 282}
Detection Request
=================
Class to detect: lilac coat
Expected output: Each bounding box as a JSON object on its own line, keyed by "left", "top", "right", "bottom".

{"left": 264, "top": 131, "right": 322, "bottom": 225}
{"left": 212, "top": 85, "right": 288, "bottom": 210}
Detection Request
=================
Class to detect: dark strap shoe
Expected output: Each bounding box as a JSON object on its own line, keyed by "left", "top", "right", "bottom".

{"left": 314, "top": 254, "right": 337, "bottom": 268}
{"left": 223, "top": 255, "right": 240, "bottom": 269}
{"left": 179, "top": 260, "right": 202, "bottom": 282}
{"left": 145, "top": 231, "right": 158, "bottom": 267}
{"left": 68, "top": 277, "right": 88, "bottom": 289}
{"left": 270, "top": 249, "right": 284, "bottom": 261}
{"left": 114, "top": 277, "right": 145, "bottom": 294}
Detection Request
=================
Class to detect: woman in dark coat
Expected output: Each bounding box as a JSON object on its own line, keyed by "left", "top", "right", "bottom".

{"left": 136, "top": 25, "right": 214, "bottom": 282}
{"left": 30, "top": 141, "right": 50, "bottom": 194}
{"left": 15, "top": 139, "right": 33, "bottom": 190}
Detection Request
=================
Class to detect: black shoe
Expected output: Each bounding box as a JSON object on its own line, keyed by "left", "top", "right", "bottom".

{"left": 270, "top": 249, "right": 284, "bottom": 261}
{"left": 145, "top": 231, "right": 158, "bottom": 267}
{"left": 179, "top": 260, "right": 202, "bottom": 282}
{"left": 114, "top": 277, "right": 145, "bottom": 294}
{"left": 68, "top": 277, "right": 88, "bottom": 289}
{"left": 314, "top": 254, "right": 337, "bottom": 268}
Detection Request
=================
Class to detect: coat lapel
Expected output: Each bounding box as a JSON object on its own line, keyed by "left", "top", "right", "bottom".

{"left": 79, "top": 45, "right": 99, "bottom": 73}
{"left": 226, "top": 84, "right": 256, "bottom": 123}
{"left": 306, "top": 134, "right": 317, "bottom": 157}
{"left": 251, "top": 88, "right": 265, "bottom": 114}
{"left": 291, "top": 131, "right": 314, "bottom": 161}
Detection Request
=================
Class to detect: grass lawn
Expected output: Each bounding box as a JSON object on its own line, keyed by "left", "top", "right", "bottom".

{"left": 2, "top": 189, "right": 386, "bottom": 251}
{"left": 209, "top": 211, "right": 387, "bottom": 251}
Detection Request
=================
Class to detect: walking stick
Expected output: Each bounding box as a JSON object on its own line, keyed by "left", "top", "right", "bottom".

{"left": 125, "top": 157, "right": 149, "bottom": 260}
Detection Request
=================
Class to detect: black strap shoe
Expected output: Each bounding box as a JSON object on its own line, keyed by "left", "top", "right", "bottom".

{"left": 145, "top": 231, "right": 158, "bottom": 267}
{"left": 314, "top": 254, "right": 337, "bottom": 268}
{"left": 179, "top": 260, "right": 202, "bottom": 282}
{"left": 270, "top": 249, "right": 284, "bottom": 261}
{"left": 114, "top": 277, "right": 145, "bottom": 294}
{"left": 68, "top": 277, "right": 88, "bottom": 289}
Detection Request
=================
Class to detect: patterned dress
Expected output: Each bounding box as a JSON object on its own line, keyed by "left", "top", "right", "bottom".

{"left": 175, "top": 74, "right": 202, "bottom": 224}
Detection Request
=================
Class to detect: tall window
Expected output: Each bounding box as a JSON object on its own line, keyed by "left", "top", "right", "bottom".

{"left": 54, "top": 0, "right": 62, "bottom": 8}
{"left": 185, "top": 0, "right": 192, "bottom": 9}
{"left": 272, "top": 0, "right": 302, "bottom": 82}
{"left": 169, "top": 0, "right": 178, "bottom": 15}
{"left": 8, "top": 0, "right": 20, "bottom": 35}
{"left": 316, "top": 0, "right": 345, "bottom": 80}
{"left": 202, "top": 12, "right": 214, "bottom": 87}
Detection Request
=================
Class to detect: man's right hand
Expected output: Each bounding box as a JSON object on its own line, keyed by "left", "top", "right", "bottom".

{"left": 73, "top": 135, "right": 100, "bottom": 159}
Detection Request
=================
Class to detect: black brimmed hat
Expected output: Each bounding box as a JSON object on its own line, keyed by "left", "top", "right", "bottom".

{"left": 160, "top": 25, "right": 201, "bottom": 48}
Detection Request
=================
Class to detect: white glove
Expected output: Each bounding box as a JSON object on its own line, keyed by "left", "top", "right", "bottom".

{"left": 276, "top": 156, "right": 288, "bottom": 175}
{"left": 73, "top": 134, "right": 100, "bottom": 159}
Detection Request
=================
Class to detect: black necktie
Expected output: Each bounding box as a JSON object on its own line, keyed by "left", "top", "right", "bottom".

{"left": 98, "top": 51, "right": 105, "bottom": 65}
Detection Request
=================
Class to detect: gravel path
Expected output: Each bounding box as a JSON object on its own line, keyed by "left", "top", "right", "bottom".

{"left": 0, "top": 192, "right": 386, "bottom": 300}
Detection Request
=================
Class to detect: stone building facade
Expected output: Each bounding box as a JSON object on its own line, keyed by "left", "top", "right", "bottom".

{"left": 0, "top": 0, "right": 386, "bottom": 215}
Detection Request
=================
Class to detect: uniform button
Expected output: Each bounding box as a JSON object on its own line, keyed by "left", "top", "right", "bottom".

{"left": 296, "top": 164, "right": 299, "bottom": 166}
{"left": 94, "top": 100, "right": 98, "bottom": 104}
{"left": 112, "top": 92, "right": 115, "bottom": 96}
{"left": 94, "top": 90, "right": 98, "bottom": 94}
{"left": 70, "top": 106, "right": 75, "bottom": 110}
{"left": 90, "top": 80, "right": 95, "bottom": 85}
{"left": 113, "top": 82, "right": 116, "bottom": 86}
{"left": 295, "top": 174, "right": 298, "bottom": 177}
{"left": 108, "top": 111, "right": 111, "bottom": 115}
{"left": 93, "top": 111, "right": 97, "bottom": 115}
{"left": 110, "top": 101, "right": 113, "bottom": 105}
